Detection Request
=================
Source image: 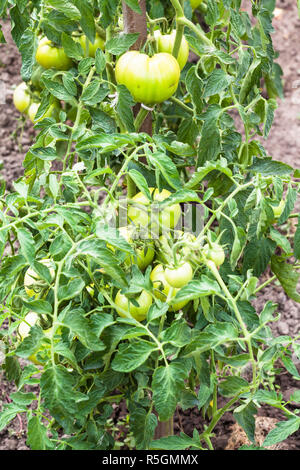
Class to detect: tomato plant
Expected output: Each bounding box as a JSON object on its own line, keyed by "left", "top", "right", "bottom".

{"left": 203, "top": 242, "right": 225, "bottom": 267}
{"left": 115, "top": 51, "right": 181, "bottom": 104}
{"left": 1, "top": 0, "right": 300, "bottom": 453}
{"left": 114, "top": 289, "right": 152, "bottom": 322}
{"left": 128, "top": 188, "right": 181, "bottom": 233}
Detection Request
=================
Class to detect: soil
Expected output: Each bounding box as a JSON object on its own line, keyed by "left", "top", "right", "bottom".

{"left": 1, "top": 0, "right": 300, "bottom": 451}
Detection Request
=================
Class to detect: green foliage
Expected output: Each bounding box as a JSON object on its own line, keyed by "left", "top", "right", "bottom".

{"left": 0, "top": 0, "right": 299, "bottom": 452}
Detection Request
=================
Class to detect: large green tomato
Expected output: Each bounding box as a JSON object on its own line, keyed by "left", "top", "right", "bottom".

{"left": 118, "top": 226, "right": 155, "bottom": 271}
{"left": 13, "top": 82, "right": 31, "bottom": 113}
{"left": 203, "top": 242, "right": 225, "bottom": 267}
{"left": 24, "top": 259, "right": 56, "bottom": 299}
{"left": 115, "top": 289, "right": 152, "bottom": 322}
{"left": 36, "top": 37, "right": 73, "bottom": 70}
{"left": 78, "top": 33, "right": 105, "bottom": 57}
{"left": 190, "top": 0, "right": 204, "bottom": 9}
{"left": 115, "top": 51, "right": 180, "bottom": 104}
{"left": 153, "top": 30, "right": 189, "bottom": 70}
{"left": 164, "top": 261, "right": 193, "bottom": 289}
{"left": 128, "top": 188, "right": 181, "bottom": 234}
{"left": 150, "top": 264, "right": 189, "bottom": 312}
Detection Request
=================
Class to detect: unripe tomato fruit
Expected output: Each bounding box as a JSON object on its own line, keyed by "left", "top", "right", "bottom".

{"left": 24, "top": 259, "right": 56, "bottom": 298}
{"left": 28, "top": 101, "right": 59, "bottom": 123}
{"left": 128, "top": 188, "right": 181, "bottom": 233}
{"left": 36, "top": 37, "right": 73, "bottom": 70}
{"left": 203, "top": 242, "right": 225, "bottom": 267}
{"left": 115, "top": 289, "right": 152, "bottom": 321}
{"left": 150, "top": 264, "right": 189, "bottom": 312}
{"left": 13, "top": 82, "right": 31, "bottom": 113}
{"left": 78, "top": 33, "right": 105, "bottom": 57}
{"left": 153, "top": 30, "right": 189, "bottom": 70}
{"left": 115, "top": 51, "right": 180, "bottom": 104}
{"left": 190, "top": 0, "right": 204, "bottom": 9}
{"left": 164, "top": 261, "right": 193, "bottom": 289}
{"left": 118, "top": 226, "right": 155, "bottom": 271}
{"left": 272, "top": 199, "right": 285, "bottom": 219}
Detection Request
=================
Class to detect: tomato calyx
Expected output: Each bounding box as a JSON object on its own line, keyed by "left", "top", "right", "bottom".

{"left": 150, "top": 263, "right": 190, "bottom": 312}
{"left": 114, "top": 288, "right": 152, "bottom": 322}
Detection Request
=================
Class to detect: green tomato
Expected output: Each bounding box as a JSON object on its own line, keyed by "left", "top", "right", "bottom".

{"left": 115, "top": 289, "right": 152, "bottom": 322}
{"left": 118, "top": 226, "right": 155, "bottom": 271}
{"left": 115, "top": 51, "right": 180, "bottom": 104}
{"left": 36, "top": 37, "right": 73, "bottom": 70}
{"left": 272, "top": 199, "right": 285, "bottom": 219}
{"left": 153, "top": 30, "right": 189, "bottom": 70}
{"left": 150, "top": 264, "right": 189, "bottom": 312}
{"left": 190, "top": 0, "right": 204, "bottom": 9}
{"left": 203, "top": 242, "right": 225, "bottom": 267}
{"left": 164, "top": 261, "right": 193, "bottom": 289}
{"left": 78, "top": 33, "right": 105, "bottom": 57}
{"left": 13, "top": 82, "right": 31, "bottom": 113}
{"left": 128, "top": 188, "right": 181, "bottom": 234}
{"left": 24, "top": 259, "right": 56, "bottom": 299}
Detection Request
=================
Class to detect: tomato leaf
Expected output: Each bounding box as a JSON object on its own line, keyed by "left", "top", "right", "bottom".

{"left": 106, "top": 33, "right": 140, "bottom": 55}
